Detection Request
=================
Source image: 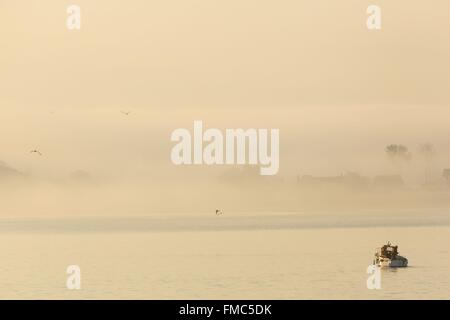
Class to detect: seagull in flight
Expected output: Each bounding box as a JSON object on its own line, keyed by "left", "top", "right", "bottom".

{"left": 120, "top": 111, "right": 132, "bottom": 116}
{"left": 30, "top": 149, "right": 42, "bottom": 156}
{"left": 215, "top": 209, "right": 223, "bottom": 215}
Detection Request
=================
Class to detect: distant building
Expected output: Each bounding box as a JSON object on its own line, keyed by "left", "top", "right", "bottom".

{"left": 373, "top": 175, "right": 404, "bottom": 188}
{"left": 298, "top": 174, "right": 343, "bottom": 186}
{"left": 298, "top": 172, "right": 368, "bottom": 189}
{"left": 69, "top": 170, "right": 93, "bottom": 183}
{"left": 443, "top": 169, "right": 450, "bottom": 182}
{"left": 0, "top": 161, "right": 24, "bottom": 180}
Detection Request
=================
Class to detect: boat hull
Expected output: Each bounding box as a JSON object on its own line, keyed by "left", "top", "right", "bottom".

{"left": 376, "top": 256, "right": 408, "bottom": 268}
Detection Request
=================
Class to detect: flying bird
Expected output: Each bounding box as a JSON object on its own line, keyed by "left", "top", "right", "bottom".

{"left": 120, "top": 111, "right": 132, "bottom": 115}
{"left": 30, "top": 149, "right": 42, "bottom": 156}
{"left": 215, "top": 209, "right": 223, "bottom": 215}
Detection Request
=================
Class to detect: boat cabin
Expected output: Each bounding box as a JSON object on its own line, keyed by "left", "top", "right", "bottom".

{"left": 376, "top": 242, "right": 399, "bottom": 259}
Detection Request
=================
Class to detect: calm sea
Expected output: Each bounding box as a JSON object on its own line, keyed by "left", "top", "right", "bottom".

{"left": 0, "top": 213, "right": 449, "bottom": 299}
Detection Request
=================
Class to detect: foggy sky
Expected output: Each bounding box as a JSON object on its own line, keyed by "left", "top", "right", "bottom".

{"left": 1, "top": 1, "right": 450, "bottom": 216}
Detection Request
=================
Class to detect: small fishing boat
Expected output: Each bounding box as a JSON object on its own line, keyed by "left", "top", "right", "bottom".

{"left": 374, "top": 242, "right": 408, "bottom": 267}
